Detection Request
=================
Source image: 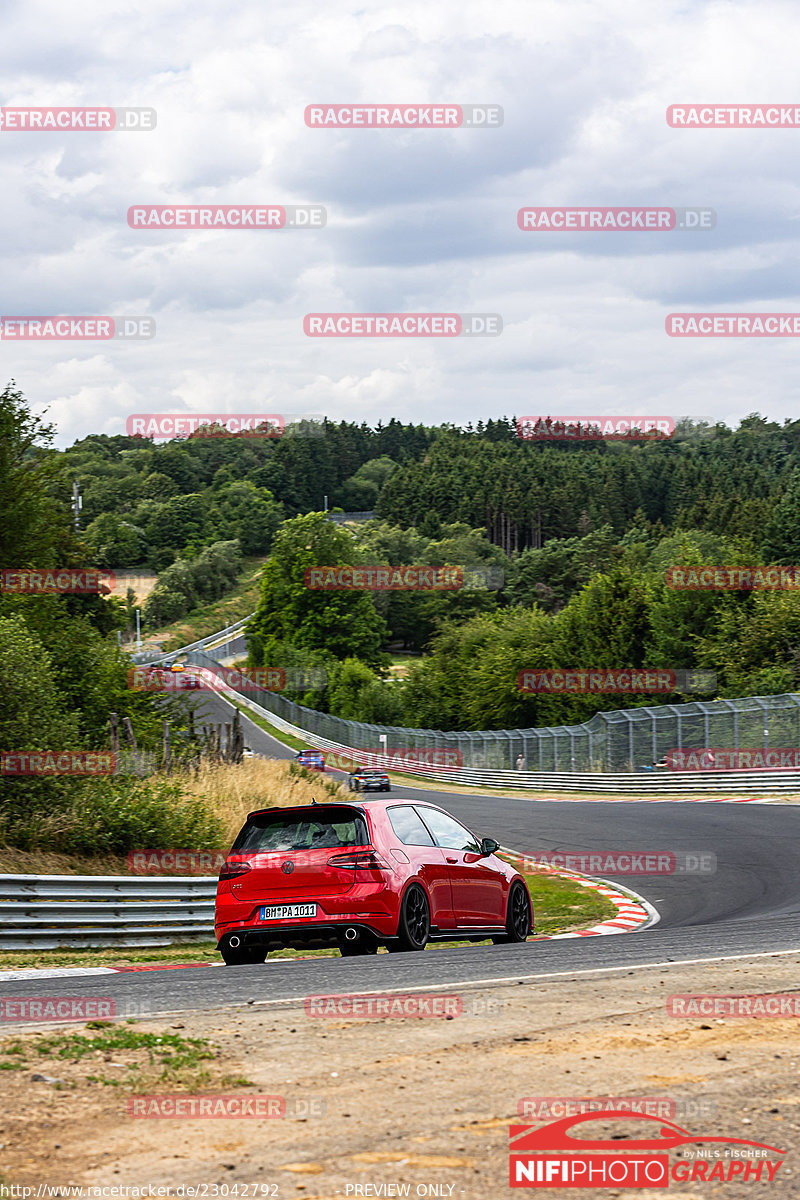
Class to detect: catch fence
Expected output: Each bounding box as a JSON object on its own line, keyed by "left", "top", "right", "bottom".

{"left": 184, "top": 649, "right": 800, "bottom": 774}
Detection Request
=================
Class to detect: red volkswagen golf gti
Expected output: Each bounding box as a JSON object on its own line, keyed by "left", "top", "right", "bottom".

{"left": 215, "top": 799, "right": 533, "bottom": 964}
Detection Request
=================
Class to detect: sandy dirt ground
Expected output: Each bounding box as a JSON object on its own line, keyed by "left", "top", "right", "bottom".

{"left": 107, "top": 573, "right": 159, "bottom": 603}
{"left": 2, "top": 953, "right": 800, "bottom": 1197}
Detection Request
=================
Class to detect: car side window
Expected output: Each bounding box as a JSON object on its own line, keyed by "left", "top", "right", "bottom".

{"left": 387, "top": 805, "right": 436, "bottom": 846}
{"left": 416, "top": 807, "right": 481, "bottom": 852}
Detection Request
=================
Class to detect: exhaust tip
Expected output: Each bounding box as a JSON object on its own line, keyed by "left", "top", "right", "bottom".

{"left": 344, "top": 927, "right": 358, "bottom": 941}
{"left": 229, "top": 935, "right": 241, "bottom": 948}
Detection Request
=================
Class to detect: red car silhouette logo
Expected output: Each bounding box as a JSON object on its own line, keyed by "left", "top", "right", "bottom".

{"left": 510, "top": 1110, "right": 785, "bottom": 1154}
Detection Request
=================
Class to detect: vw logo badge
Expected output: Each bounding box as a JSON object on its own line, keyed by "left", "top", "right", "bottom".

{"left": 281, "top": 861, "right": 294, "bottom": 874}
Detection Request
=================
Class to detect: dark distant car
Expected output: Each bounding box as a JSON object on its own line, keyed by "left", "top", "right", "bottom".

{"left": 295, "top": 749, "right": 325, "bottom": 771}
{"left": 215, "top": 798, "right": 532, "bottom": 964}
{"left": 348, "top": 769, "right": 390, "bottom": 793}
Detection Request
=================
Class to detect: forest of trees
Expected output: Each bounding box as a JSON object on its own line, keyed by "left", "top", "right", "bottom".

{"left": 58, "top": 418, "right": 433, "bottom": 571}
{"left": 0, "top": 384, "right": 216, "bottom": 851}
{"left": 8, "top": 380, "right": 800, "bottom": 739}
{"left": 51, "top": 412, "right": 800, "bottom": 574}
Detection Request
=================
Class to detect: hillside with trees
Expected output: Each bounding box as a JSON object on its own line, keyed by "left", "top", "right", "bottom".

{"left": 7, "top": 380, "right": 800, "bottom": 737}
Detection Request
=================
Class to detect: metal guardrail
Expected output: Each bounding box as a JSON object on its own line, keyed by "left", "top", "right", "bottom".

{"left": 129, "top": 619, "right": 800, "bottom": 793}
{"left": 326, "top": 510, "right": 376, "bottom": 523}
{"left": 0, "top": 875, "right": 216, "bottom": 949}
{"left": 199, "top": 659, "right": 798, "bottom": 795}
{"left": 131, "top": 615, "right": 252, "bottom": 665}
{"left": 184, "top": 641, "right": 800, "bottom": 776}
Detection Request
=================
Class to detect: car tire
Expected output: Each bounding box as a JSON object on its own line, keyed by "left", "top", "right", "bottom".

{"left": 492, "top": 882, "right": 532, "bottom": 944}
{"left": 392, "top": 883, "right": 430, "bottom": 951}
{"left": 220, "top": 942, "right": 266, "bottom": 966}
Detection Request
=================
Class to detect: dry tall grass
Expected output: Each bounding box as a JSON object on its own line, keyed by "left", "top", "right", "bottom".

{"left": 0, "top": 759, "right": 348, "bottom": 875}
{"left": 181, "top": 758, "right": 348, "bottom": 846}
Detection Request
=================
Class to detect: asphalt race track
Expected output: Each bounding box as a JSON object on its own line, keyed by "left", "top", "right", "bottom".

{"left": 4, "top": 689, "right": 799, "bottom": 1016}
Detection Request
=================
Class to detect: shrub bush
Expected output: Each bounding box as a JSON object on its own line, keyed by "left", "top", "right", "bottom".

{"left": 0, "top": 776, "right": 223, "bottom": 855}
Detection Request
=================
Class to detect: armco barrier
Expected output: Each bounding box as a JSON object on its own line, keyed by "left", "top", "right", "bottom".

{"left": 0, "top": 875, "right": 216, "bottom": 949}
{"left": 131, "top": 622, "right": 800, "bottom": 793}
{"left": 131, "top": 615, "right": 251, "bottom": 665}
{"left": 190, "top": 659, "right": 798, "bottom": 795}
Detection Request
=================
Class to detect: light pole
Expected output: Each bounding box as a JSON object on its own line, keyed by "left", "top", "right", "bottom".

{"left": 72, "top": 480, "right": 82, "bottom": 531}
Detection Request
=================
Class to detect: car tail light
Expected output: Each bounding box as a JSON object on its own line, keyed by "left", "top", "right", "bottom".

{"left": 326, "top": 851, "right": 391, "bottom": 871}
{"left": 219, "top": 860, "right": 253, "bottom": 881}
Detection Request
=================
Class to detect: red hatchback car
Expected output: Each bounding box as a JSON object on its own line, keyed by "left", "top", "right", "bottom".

{"left": 215, "top": 799, "right": 533, "bottom": 964}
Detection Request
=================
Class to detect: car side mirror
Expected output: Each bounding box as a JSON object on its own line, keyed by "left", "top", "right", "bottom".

{"left": 480, "top": 837, "right": 500, "bottom": 856}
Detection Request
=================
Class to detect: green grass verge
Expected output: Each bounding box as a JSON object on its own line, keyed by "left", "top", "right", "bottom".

{"left": 0, "top": 1025, "right": 252, "bottom": 1091}
{"left": 228, "top": 695, "right": 323, "bottom": 755}
{"left": 0, "top": 941, "right": 223, "bottom": 970}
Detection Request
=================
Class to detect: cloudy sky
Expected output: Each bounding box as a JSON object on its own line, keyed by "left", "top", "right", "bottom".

{"left": 2, "top": 0, "right": 800, "bottom": 447}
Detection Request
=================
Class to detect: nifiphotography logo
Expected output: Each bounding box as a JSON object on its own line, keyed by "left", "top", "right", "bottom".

{"left": 509, "top": 1111, "right": 785, "bottom": 1187}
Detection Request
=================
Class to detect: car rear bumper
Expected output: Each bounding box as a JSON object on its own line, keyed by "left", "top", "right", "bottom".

{"left": 215, "top": 887, "right": 400, "bottom": 944}
{"left": 216, "top": 919, "right": 392, "bottom": 951}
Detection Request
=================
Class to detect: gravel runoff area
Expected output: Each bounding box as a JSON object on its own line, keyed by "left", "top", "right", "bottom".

{"left": 1, "top": 951, "right": 800, "bottom": 1197}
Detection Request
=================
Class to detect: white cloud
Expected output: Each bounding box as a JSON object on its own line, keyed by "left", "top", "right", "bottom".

{"left": 1, "top": 0, "right": 799, "bottom": 445}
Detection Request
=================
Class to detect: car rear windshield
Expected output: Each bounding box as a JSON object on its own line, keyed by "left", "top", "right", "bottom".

{"left": 232, "top": 807, "right": 369, "bottom": 852}
{"left": 298, "top": 751, "right": 324, "bottom": 762}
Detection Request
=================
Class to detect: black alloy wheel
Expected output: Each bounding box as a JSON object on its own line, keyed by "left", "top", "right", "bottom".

{"left": 391, "top": 883, "right": 431, "bottom": 951}
{"left": 492, "top": 882, "right": 532, "bottom": 944}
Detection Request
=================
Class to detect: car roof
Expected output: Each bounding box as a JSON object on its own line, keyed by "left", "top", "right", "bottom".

{"left": 246, "top": 800, "right": 367, "bottom": 819}
{"left": 245, "top": 797, "right": 448, "bottom": 818}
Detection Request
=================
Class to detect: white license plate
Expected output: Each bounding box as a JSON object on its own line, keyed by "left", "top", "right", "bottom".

{"left": 260, "top": 903, "right": 317, "bottom": 921}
